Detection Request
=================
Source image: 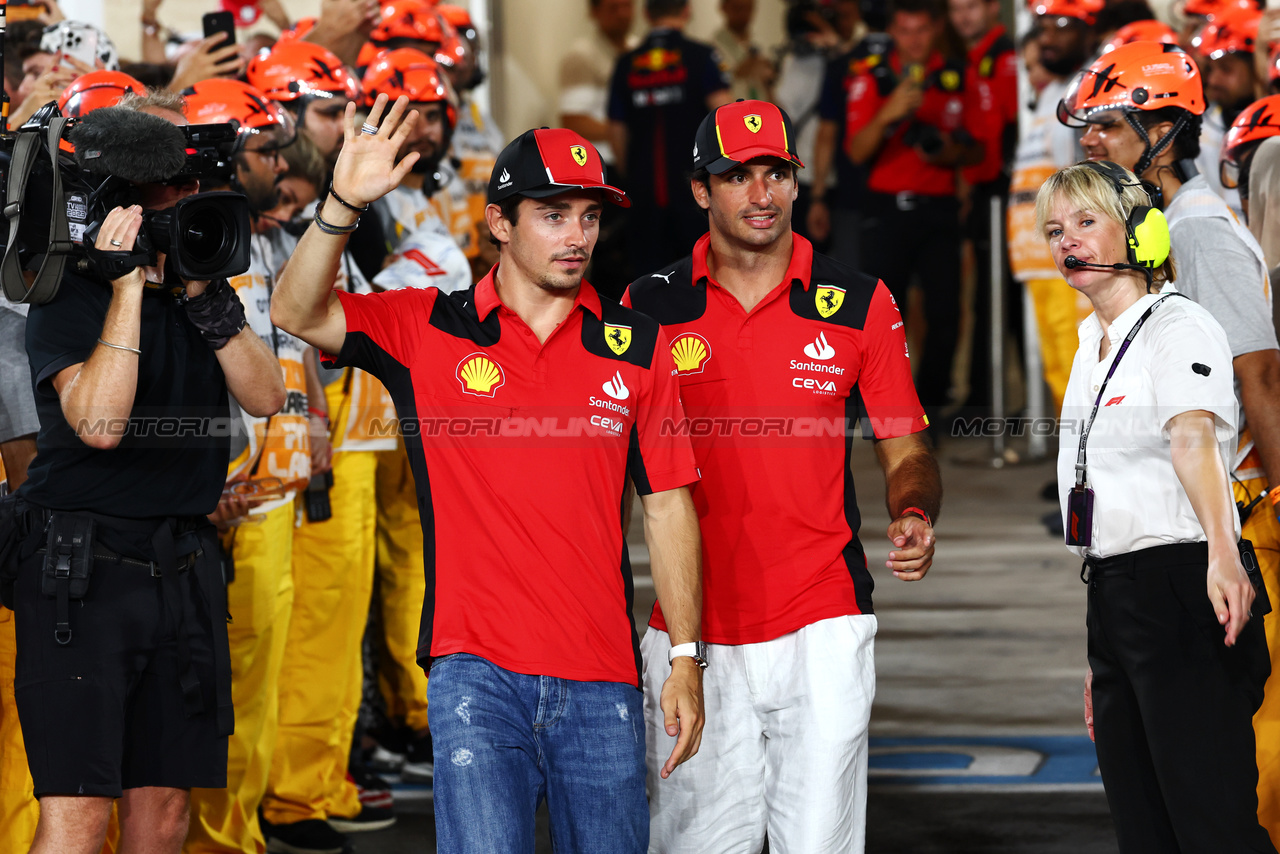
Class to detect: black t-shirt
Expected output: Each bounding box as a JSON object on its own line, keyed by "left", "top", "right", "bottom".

{"left": 607, "top": 27, "right": 731, "bottom": 209}
{"left": 19, "top": 272, "right": 230, "bottom": 520}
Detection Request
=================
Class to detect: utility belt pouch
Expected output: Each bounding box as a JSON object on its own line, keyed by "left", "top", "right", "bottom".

{"left": 0, "top": 495, "right": 20, "bottom": 610}
{"left": 1239, "top": 538, "right": 1272, "bottom": 618}
{"left": 41, "top": 513, "right": 95, "bottom": 645}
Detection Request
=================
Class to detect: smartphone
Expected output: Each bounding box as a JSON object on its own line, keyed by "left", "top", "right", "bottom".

{"left": 59, "top": 25, "right": 99, "bottom": 69}
{"left": 202, "top": 11, "right": 237, "bottom": 48}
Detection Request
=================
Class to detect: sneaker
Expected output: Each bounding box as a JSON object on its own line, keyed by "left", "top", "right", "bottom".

{"left": 328, "top": 805, "right": 397, "bottom": 834}
{"left": 349, "top": 767, "right": 395, "bottom": 811}
{"left": 400, "top": 731, "right": 433, "bottom": 783}
{"left": 365, "top": 742, "right": 406, "bottom": 774}
{"left": 264, "top": 818, "right": 348, "bottom": 854}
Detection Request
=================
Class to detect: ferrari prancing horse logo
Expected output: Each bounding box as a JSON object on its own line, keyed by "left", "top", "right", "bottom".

{"left": 744, "top": 114, "right": 762, "bottom": 133}
{"left": 816, "top": 285, "right": 846, "bottom": 318}
{"left": 571, "top": 145, "right": 589, "bottom": 166}
{"left": 605, "top": 323, "right": 632, "bottom": 356}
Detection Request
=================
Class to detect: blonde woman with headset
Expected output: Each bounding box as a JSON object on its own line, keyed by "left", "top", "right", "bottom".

{"left": 1039, "top": 160, "right": 1275, "bottom": 854}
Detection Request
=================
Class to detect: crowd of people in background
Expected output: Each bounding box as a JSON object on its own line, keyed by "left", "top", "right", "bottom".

{"left": 0, "top": 0, "right": 1279, "bottom": 851}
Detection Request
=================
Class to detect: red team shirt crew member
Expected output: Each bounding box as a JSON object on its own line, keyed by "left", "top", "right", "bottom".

{"left": 270, "top": 95, "right": 706, "bottom": 854}
{"left": 843, "top": 0, "right": 985, "bottom": 421}
{"left": 626, "top": 100, "right": 942, "bottom": 854}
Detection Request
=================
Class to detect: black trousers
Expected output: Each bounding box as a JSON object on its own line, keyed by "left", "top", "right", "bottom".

{"left": 1086, "top": 542, "right": 1276, "bottom": 854}
{"left": 860, "top": 192, "right": 962, "bottom": 416}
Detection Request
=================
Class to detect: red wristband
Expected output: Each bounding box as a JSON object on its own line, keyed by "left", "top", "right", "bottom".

{"left": 899, "top": 506, "right": 932, "bottom": 527}
{"left": 307, "top": 407, "right": 329, "bottom": 422}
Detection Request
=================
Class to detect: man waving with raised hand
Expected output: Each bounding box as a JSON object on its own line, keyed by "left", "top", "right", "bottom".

{"left": 271, "top": 95, "right": 705, "bottom": 854}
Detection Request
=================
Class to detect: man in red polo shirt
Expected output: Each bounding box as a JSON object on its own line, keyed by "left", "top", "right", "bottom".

{"left": 625, "top": 99, "right": 941, "bottom": 854}
{"left": 950, "top": 0, "right": 1017, "bottom": 415}
{"left": 845, "top": 0, "right": 984, "bottom": 423}
{"left": 270, "top": 95, "right": 705, "bottom": 853}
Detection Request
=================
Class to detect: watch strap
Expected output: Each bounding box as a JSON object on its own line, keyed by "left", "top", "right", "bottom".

{"left": 668, "top": 641, "right": 708, "bottom": 669}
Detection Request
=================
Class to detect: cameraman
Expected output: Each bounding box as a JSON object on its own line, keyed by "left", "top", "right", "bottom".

{"left": 845, "top": 0, "right": 983, "bottom": 424}
{"left": 9, "top": 91, "right": 285, "bottom": 854}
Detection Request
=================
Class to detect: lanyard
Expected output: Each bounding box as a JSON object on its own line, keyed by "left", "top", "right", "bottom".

{"left": 1074, "top": 293, "right": 1184, "bottom": 487}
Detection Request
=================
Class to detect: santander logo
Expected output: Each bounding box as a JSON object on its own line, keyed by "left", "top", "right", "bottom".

{"left": 602, "top": 371, "right": 630, "bottom": 401}
{"left": 803, "top": 332, "right": 836, "bottom": 361}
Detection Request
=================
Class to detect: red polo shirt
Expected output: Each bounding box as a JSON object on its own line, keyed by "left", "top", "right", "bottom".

{"left": 963, "top": 25, "right": 1018, "bottom": 186}
{"left": 624, "top": 234, "right": 927, "bottom": 645}
{"left": 844, "top": 49, "right": 984, "bottom": 196}
{"left": 325, "top": 269, "right": 699, "bottom": 685}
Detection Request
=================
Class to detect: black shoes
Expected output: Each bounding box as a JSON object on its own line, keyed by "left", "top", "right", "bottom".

{"left": 263, "top": 818, "right": 349, "bottom": 854}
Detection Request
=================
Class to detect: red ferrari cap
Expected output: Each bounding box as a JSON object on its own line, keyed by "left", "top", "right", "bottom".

{"left": 692, "top": 99, "right": 804, "bottom": 175}
{"left": 488, "top": 128, "right": 628, "bottom": 207}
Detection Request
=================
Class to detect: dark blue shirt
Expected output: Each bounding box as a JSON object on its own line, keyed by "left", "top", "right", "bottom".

{"left": 607, "top": 27, "right": 731, "bottom": 209}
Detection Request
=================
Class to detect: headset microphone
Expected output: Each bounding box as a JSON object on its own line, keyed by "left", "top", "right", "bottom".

{"left": 1063, "top": 255, "right": 1154, "bottom": 285}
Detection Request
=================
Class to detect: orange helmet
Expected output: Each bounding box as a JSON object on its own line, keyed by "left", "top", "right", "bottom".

{"left": 1029, "top": 0, "right": 1105, "bottom": 26}
{"left": 436, "top": 4, "right": 475, "bottom": 34}
{"left": 181, "top": 78, "right": 297, "bottom": 153}
{"left": 58, "top": 70, "right": 146, "bottom": 118}
{"left": 246, "top": 40, "right": 362, "bottom": 105}
{"left": 1220, "top": 95, "right": 1280, "bottom": 189}
{"left": 1191, "top": 6, "right": 1260, "bottom": 58}
{"left": 370, "top": 0, "right": 445, "bottom": 45}
{"left": 361, "top": 48, "right": 457, "bottom": 127}
{"left": 1102, "top": 20, "right": 1179, "bottom": 54}
{"left": 434, "top": 31, "right": 468, "bottom": 70}
{"left": 1058, "top": 42, "right": 1204, "bottom": 173}
{"left": 1183, "top": 0, "right": 1259, "bottom": 20}
{"left": 277, "top": 17, "right": 316, "bottom": 42}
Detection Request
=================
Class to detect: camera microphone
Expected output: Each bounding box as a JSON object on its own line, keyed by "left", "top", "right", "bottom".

{"left": 69, "top": 108, "right": 189, "bottom": 184}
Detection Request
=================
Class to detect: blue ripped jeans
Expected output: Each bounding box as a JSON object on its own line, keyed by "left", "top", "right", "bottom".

{"left": 427, "top": 653, "right": 648, "bottom": 854}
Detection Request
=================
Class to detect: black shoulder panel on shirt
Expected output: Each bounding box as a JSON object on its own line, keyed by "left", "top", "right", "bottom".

{"left": 986, "top": 34, "right": 1015, "bottom": 61}
{"left": 581, "top": 298, "right": 660, "bottom": 368}
{"left": 930, "top": 58, "right": 967, "bottom": 92}
{"left": 624, "top": 256, "right": 707, "bottom": 326}
{"left": 789, "top": 252, "right": 879, "bottom": 329}
{"left": 427, "top": 285, "right": 501, "bottom": 346}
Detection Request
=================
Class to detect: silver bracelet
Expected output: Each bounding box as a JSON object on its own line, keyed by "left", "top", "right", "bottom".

{"left": 98, "top": 337, "right": 141, "bottom": 356}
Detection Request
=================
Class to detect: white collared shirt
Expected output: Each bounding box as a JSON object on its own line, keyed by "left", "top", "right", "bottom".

{"left": 1057, "top": 288, "right": 1240, "bottom": 559}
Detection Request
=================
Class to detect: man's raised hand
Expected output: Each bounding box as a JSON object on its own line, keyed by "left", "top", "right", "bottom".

{"left": 331, "top": 95, "right": 422, "bottom": 207}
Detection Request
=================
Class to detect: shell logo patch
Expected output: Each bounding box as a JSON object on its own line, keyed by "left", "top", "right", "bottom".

{"left": 816, "top": 285, "right": 846, "bottom": 318}
{"left": 571, "top": 145, "right": 588, "bottom": 167}
{"left": 605, "top": 323, "right": 632, "bottom": 355}
{"left": 979, "top": 56, "right": 993, "bottom": 77}
{"left": 671, "top": 333, "right": 712, "bottom": 376}
{"left": 940, "top": 69, "right": 960, "bottom": 91}
{"left": 456, "top": 352, "right": 505, "bottom": 397}
{"left": 744, "top": 114, "right": 762, "bottom": 133}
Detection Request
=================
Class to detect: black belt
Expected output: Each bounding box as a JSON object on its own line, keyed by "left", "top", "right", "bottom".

{"left": 1080, "top": 541, "right": 1208, "bottom": 583}
{"left": 34, "top": 544, "right": 200, "bottom": 576}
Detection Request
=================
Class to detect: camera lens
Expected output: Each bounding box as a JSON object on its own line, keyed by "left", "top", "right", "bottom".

{"left": 167, "top": 191, "right": 252, "bottom": 280}
{"left": 179, "top": 204, "right": 235, "bottom": 268}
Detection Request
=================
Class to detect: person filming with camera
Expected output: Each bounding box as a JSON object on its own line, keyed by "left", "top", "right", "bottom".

{"left": 843, "top": 0, "right": 984, "bottom": 425}
{"left": 1041, "top": 160, "right": 1275, "bottom": 854}
{"left": 0, "top": 90, "right": 285, "bottom": 854}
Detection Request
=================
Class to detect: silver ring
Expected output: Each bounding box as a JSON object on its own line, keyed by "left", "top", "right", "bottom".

{"left": 360, "top": 123, "right": 378, "bottom": 135}
{"left": 109, "top": 239, "right": 122, "bottom": 246}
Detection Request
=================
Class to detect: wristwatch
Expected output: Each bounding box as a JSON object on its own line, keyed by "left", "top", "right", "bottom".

{"left": 668, "top": 641, "right": 709, "bottom": 670}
